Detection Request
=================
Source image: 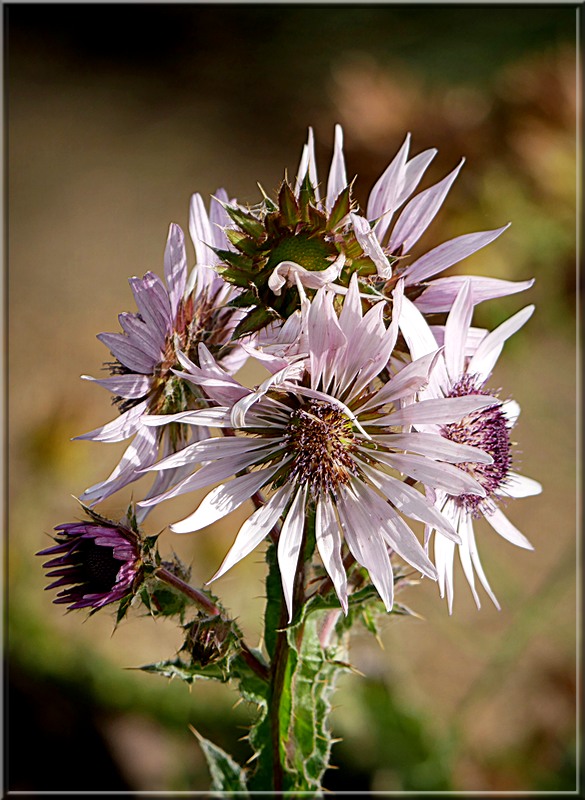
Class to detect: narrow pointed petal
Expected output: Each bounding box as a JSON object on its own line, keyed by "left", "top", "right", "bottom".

{"left": 414, "top": 276, "right": 535, "bottom": 314}
{"left": 189, "top": 192, "right": 217, "bottom": 268}
{"left": 467, "top": 305, "right": 535, "bottom": 383}
{"left": 501, "top": 472, "right": 542, "bottom": 499}
{"left": 403, "top": 225, "right": 510, "bottom": 284}
{"left": 316, "top": 495, "right": 348, "bottom": 613}
{"left": 80, "top": 425, "right": 158, "bottom": 503}
{"left": 374, "top": 394, "right": 500, "bottom": 426}
{"left": 367, "top": 133, "right": 411, "bottom": 235}
{"left": 307, "top": 288, "right": 347, "bottom": 390}
{"left": 361, "top": 463, "right": 460, "bottom": 542}
{"left": 326, "top": 124, "right": 347, "bottom": 212}
{"left": 128, "top": 272, "right": 173, "bottom": 343}
{"left": 370, "top": 450, "right": 486, "bottom": 497}
{"left": 434, "top": 530, "right": 456, "bottom": 613}
{"left": 351, "top": 213, "right": 392, "bottom": 277}
{"left": 457, "top": 513, "right": 482, "bottom": 609}
{"left": 352, "top": 480, "right": 437, "bottom": 579}
{"left": 358, "top": 349, "right": 441, "bottom": 412}
{"left": 170, "top": 464, "right": 280, "bottom": 533}
{"left": 444, "top": 280, "right": 474, "bottom": 383}
{"left": 396, "top": 148, "right": 438, "bottom": 208}
{"left": 97, "top": 332, "right": 158, "bottom": 374}
{"left": 81, "top": 373, "right": 151, "bottom": 399}
{"left": 337, "top": 488, "right": 394, "bottom": 611}
{"left": 75, "top": 400, "right": 148, "bottom": 443}
{"left": 375, "top": 431, "right": 493, "bottom": 464}
{"left": 277, "top": 485, "right": 307, "bottom": 622}
{"left": 210, "top": 483, "right": 294, "bottom": 582}
{"left": 483, "top": 507, "right": 534, "bottom": 550}
{"left": 389, "top": 158, "right": 464, "bottom": 254}
{"left": 164, "top": 223, "right": 188, "bottom": 318}
{"left": 141, "top": 407, "right": 231, "bottom": 428}
{"left": 466, "top": 521, "right": 501, "bottom": 609}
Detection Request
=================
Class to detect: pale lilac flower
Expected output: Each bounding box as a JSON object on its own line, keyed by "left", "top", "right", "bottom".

{"left": 140, "top": 277, "right": 498, "bottom": 620}
{"left": 37, "top": 514, "right": 142, "bottom": 612}
{"left": 215, "top": 126, "right": 534, "bottom": 341}
{"left": 77, "top": 195, "right": 246, "bottom": 513}
{"left": 399, "top": 281, "right": 542, "bottom": 611}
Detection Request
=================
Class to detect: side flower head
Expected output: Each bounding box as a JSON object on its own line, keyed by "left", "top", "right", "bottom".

{"left": 139, "top": 276, "right": 499, "bottom": 621}
{"left": 210, "top": 125, "right": 534, "bottom": 340}
{"left": 37, "top": 507, "right": 143, "bottom": 613}
{"left": 399, "top": 280, "right": 542, "bottom": 611}
{"left": 76, "top": 196, "right": 247, "bottom": 514}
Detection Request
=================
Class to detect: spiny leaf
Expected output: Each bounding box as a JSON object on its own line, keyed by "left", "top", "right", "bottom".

{"left": 191, "top": 727, "right": 249, "bottom": 794}
{"left": 223, "top": 204, "right": 265, "bottom": 239}
{"left": 278, "top": 180, "right": 301, "bottom": 225}
{"left": 232, "top": 305, "right": 278, "bottom": 339}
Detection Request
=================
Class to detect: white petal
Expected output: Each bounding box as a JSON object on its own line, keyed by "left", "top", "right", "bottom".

{"left": 403, "top": 225, "right": 510, "bottom": 284}
{"left": 164, "top": 223, "right": 188, "bottom": 318}
{"left": 81, "top": 373, "right": 151, "bottom": 399}
{"left": 170, "top": 464, "right": 280, "bottom": 533}
{"left": 210, "top": 483, "right": 294, "bottom": 582}
{"left": 375, "top": 394, "right": 500, "bottom": 426}
{"left": 375, "top": 431, "right": 493, "bottom": 464}
{"left": 444, "top": 280, "right": 473, "bottom": 383}
{"left": 434, "top": 529, "right": 456, "bottom": 613}
{"left": 388, "top": 158, "right": 464, "bottom": 254}
{"left": 337, "top": 487, "right": 395, "bottom": 611}
{"left": 501, "top": 472, "right": 542, "bottom": 498}
{"left": 326, "top": 124, "right": 347, "bottom": 212}
{"left": 371, "top": 450, "right": 486, "bottom": 497}
{"left": 277, "top": 485, "right": 308, "bottom": 621}
{"left": 351, "top": 213, "right": 392, "bottom": 277}
{"left": 467, "top": 305, "right": 535, "bottom": 383}
{"left": 357, "top": 349, "right": 442, "bottom": 412}
{"left": 367, "top": 133, "right": 411, "bottom": 239}
{"left": 483, "top": 506, "right": 534, "bottom": 550}
{"left": 75, "top": 400, "right": 148, "bottom": 443}
{"left": 267, "top": 256, "right": 343, "bottom": 296}
{"left": 414, "top": 275, "right": 535, "bottom": 314}
{"left": 466, "top": 520, "right": 501, "bottom": 609}
{"left": 316, "top": 494, "right": 348, "bottom": 613}
{"left": 457, "top": 512, "right": 482, "bottom": 609}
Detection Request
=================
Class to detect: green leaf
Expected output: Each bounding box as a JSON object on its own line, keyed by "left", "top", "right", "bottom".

{"left": 232, "top": 305, "right": 278, "bottom": 339}
{"left": 278, "top": 180, "right": 301, "bottom": 225}
{"left": 224, "top": 204, "right": 265, "bottom": 239}
{"left": 191, "top": 727, "right": 249, "bottom": 794}
{"left": 135, "top": 656, "right": 228, "bottom": 684}
{"left": 326, "top": 184, "right": 353, "bottom": 231}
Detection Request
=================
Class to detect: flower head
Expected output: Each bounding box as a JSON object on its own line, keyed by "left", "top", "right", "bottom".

{"left": 38, "top": 509, "right": 142, "bottom": 612}
{"left": 209, "top": 126, "right": 534, "bottom": 340}
{"left": 140, "top": 277, "right": 498, "bottom": 620}
{"left": 399, "top": 280, "right": 542, "bottom": 611}
{"left": 77, "top": 197, "right": 246, "bottom": 513}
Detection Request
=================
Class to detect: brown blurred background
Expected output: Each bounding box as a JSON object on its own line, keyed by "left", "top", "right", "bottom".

{"left": 6, "top": 3, "right": 579, "bottom": 793}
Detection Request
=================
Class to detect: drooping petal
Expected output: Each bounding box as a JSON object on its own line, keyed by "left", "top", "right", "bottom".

{"left": 75, "top": 400, "right": 149, "bottom": 443}
{"left": 350, "top": 213, "right": 392, "bottom": 278}
{"left": 483, "top": 507, "right": 534, "bottom": 550}
{"left": 370, "top": 449, "right": 486, "bottom": 497}
{"left": 170, "top": 464, "right": 281, "bottom": 533}
{"left": 81, "top": 373, "right": 151, "bottom": 399}
{"left": 315, "top": 494, "right": 348, "bottom": 613}
{"left": 403, "top": 225, "right": 510, "bottom": 284}
{"left": 80, "top": 425, "right": 158, "bottom": 504}
{"left": 277, "top": 485, "right": 308, "bottom": 621}
{"left": 210, "top": 483, "right": 294, "bottom": 582}
{"left": 337, "top": 486, "right": 394, "bottom": 611}
{"left": 501, "top": 472, "right": 542, "bottom": 499}
{"left": 268, "top": 255, "right": 344, "bottom": 296}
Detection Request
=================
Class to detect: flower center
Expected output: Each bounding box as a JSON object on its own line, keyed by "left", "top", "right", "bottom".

{"left": 441, "top": 375, "right": 512, "bottom": 515}
{"left": 283, "top": 400, "right": 358, "bottom": 495}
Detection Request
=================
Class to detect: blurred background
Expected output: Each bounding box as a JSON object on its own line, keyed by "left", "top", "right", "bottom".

{"left": 6, "top": 2, "right": 579, "bottom": 793}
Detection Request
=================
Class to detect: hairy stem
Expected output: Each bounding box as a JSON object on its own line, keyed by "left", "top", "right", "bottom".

{"left": 154, "top": 566, "right": 269, "bottom": 681}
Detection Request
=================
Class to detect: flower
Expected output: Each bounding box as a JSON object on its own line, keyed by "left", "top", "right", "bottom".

{"left": 77, "top": 194, "right": 246, "bottom": 513}
{"left": 37, "top": 510, "right": 142, "bottom": 612}
{"left": 140, "top": 277, "right": 498, "bottom": 620}
{"left": 210, "top": 126, "right": 534, "bottom": 339}
{"left": 398, "top": 280, "right": 542, "bottom": 611}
